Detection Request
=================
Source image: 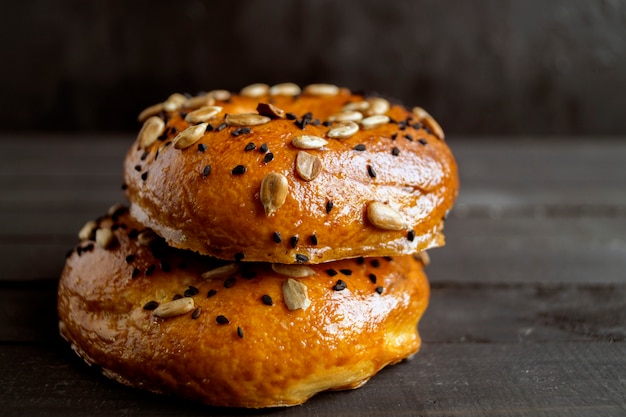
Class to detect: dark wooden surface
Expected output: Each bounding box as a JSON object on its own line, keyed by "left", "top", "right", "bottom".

{"left": 1, "top": 135, "right": 625, "bottom": 416}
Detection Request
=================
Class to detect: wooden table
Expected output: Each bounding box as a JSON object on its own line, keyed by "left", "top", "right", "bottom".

{"left": 1, "top": 135, "right": 624, "bottom": 416}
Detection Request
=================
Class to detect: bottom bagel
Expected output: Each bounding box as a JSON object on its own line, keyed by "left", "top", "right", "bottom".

{"left": 58, "top": 208, "right": 430, "bottom": 408}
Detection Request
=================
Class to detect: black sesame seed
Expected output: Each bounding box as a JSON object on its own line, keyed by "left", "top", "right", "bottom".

{"left": 391, "top": 133, "right": 398, "bottom": 140}
{"left": 261, "top": 294, "right": 273, "bottom": 306}
{"left": 325, "top": 200, "right": 334, "bottom": 214}
{"left": 354, "top": 144, "right": 366, "bottom": 151}
{"left": 339, "top": 269, "right": 352, "bottom": 276}
{"left": 295, "top": 254, "right": 309, "bottom": 263}
{"left": 145, "top": 264, "right": 156, "bottom": 276}
{"left": 169, "top": 126, "right": 177, "bottom": 134}
{"left": 310, "top": 234, "right": 318, "bottom": 245}
{"left": 356, "top": 256, "right": 365, "bottom": 265}
{"left": 206, "top": 123, "right": 214, "bottom": 131}
{"left": 232, "top": 165, "right": 246, "bottom": 175}
{"left": 273, "top": 231, "right": 282, "bottom": 243}
{"left": 384, "top": 256, "right": 393, "bottom": 262}
{"left": 375, "top": 286, "right": 384, "bottom": 294}
{"left": 141, "top": 172, "right": 148, "bottom": 181}
{"left": 224, "top": 277, "right": 236, "bottom": 288}
{"left": 143, "top": 301, "right": 159, "bottom": 310}
{"left": 216, "top": 122, "right": 227, "bottom": 131}
{"left": 286, "top": 112, "right": 298, "bottom": 120}
{"left": 154, "top": 149, "right": 160, "bottom": 161}
{"left": 263, "top": 152, "right": 274, "bottom": 163}
{"left": 202, "top": 165, "right": 212, "bottom": 178}
{"left": 370, "top": 259, "right": 381, "bottom": 268}
{"left": 131, "top": 267, "right": 140, "bottom": 278}
{"left": 259, "top": 143, "right": 269, "bottom": 153}
{"left": 322, "top": 120, "right": 332, "bottom": 127}
{"left": 191, "top": 307, "right": 202, "bottom": 319}
{"left": 184, "top": 285, "right": 199, "bottom": 297}
{"left": 134, "top": 165, "right": 142, "bottom": 172}
{"left": 405, "top": 133, "right": 414, "bottom": 142}
{"left": 234, "top": 252, "right": 245, "bottom": 261}
{"left": 412, "top": 122, "right": 423, "bottom": 130}
{"left": 172, "top": 294, "right": 183, "bottom": 300}
{"left": 198, "top": 143, "right": 207, "bottom": 152}
{"left": 207, "top": 289, "right": 217, "bottom": 298}
{"left": 160, "top": 261, "right": 171, "bottom": 272}
{"left": 83, "top": 243, "right": 94, "bottom": 252}
{"left": 367, "top": 165, "right": 377, "bottom": 178}
{"left": 425, "top": 126, "right": 433, "bottom": 135}
{"left": 290, "top": 236, "right": 299, "bottom": 248}
{"left": 407, "top": 230, "right": 416, "bottom": 242}
{"left": 237, "top": 326, "right": 244, "bottom": 338}
{"left": 312, "top": 119, "right": 321, "bottom": 126}
{"left": 369, "top": 273, "right": 377, "bottom": 284}
{"left": 302, "top": 112, "right": 313, "bottom": 120}
{"left": 333, "top": 279, "right": 347, "bottom": 291}
{"left": 419, "top": 138, "right": 428, "bottom": 146}
{"left": 244, "top": 142, "right": 256, "bottom": 151}
{"left": 128, "top": 229, "right": 139, "bottom": 239}
{"left": 216, "top": 315, "right": 229, "bottom": 325}
{"left": 392, "top": 147, "right": 400, "bottom": 156}
{"left": 232, "top": 127, "right": 251, "bottom": 137}
{"left": 125, "top": 254, "right": 136, "bottom": 263}
{"left": 140, "top": 151, "right": 149, "bottom": 161}
{"left": 326, "top": 269, "right": 338, "bottom": 277}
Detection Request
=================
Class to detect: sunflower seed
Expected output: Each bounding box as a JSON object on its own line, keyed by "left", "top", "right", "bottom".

{"left": 208, "top": 89, "right": 231, "bottom": 101}
{"left": 260, "top": 172, "right": 288, "bottom": 216}
{"left": 152, "top": 297, "right": 195, "bottom": 318}
{"left": 240, "top": 83, "right": 270, "bottom": 98}
{"left": 327, "top": 121, "right": 359, "bottom": 139}
{"left": 256, "top": 102, "right": 285, "bottom": 119}
{"left": 182, "top": 94, "right": 216, "bottom": 110}
{"left": 137, "top": 116, "right": 166, "bottom": 148}
{"left": 138, "top": 102, "right": 164, "bottom": 122}
{"left": 415, "top": 251, "right": 431, "bottom": 266}
{"left": 412, "top": 106, "right": 444, "bottom": 139}
{"left": 291, "top": 134, "right": 328, "bottom": 150}
{"left": 304, "top": 83, "right": 340, "bottom": 96}
{"left": 78, "top": 220, "right": 97, "bottom": 240}
{"left": 269, "top": 82, "right": 301, "bottom": 96}
{"left": 162, "top": 93, "right": 187, "bottom": 112}
{"left": 201, "top": 263, "right": 240, "bottom": 280}
{"left": 271, "top": 263, "right": 315, "bottom": 278}
{"left": 365, "top": 97, "right": 390, "bottom": 116}
{"left": 367, "top": 201, "right": 405, "bottom": 231}
{"left": 360, "top": 115, "right": 390, "bottom": 130}
{"left": 296, "top": 151, "right": 322, "bottom": 181}
{"left": 225, "top": 113, "right": 271, "bottom": 127}
{"left": 137, "top": 229, "right": 159, "bottom": 246}
{"left": 342, "top": 101, "right": 370, "bottom": 112}
{"left": 282, "top": 278, "right": 311, "bottom": 311}
{"left": 328, "top": 110, "right": 363, "bottom": 123}
{"left": 95, "top": 227, "right": 116, "bottom": 249}
{"left": 184, "top": 106, "right": 223, "bottom": 124}
{"left": 173, "top": 123, "right": 208, "bottom": 149}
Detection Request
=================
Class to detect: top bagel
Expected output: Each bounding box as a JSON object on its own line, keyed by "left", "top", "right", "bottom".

{"left": 124, "top": 83, "right": 458, "bottom": 264}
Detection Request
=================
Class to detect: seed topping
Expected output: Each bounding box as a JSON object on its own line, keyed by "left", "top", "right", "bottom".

{"left": 261, "top": 294, "right": 274, "bottom": 306}
{"left": 138, "top": 103, "right": 164, "bottom": 122}
{"left": 407, "top": 230, "right": 416, "bottom": 241}
{"left": 138, "top": 116, "right": 166, "bottom": 148}
{"left": 282, "top": 278, "right": 311, "bottom": 311}
{"left": 191, "top": 306, "right": 202, "bottom": 319}
{"left": 244, "top": 142, "right": 256, "bottom": 151}
{"left": 361, "top": 115, "right": 390, "bottom": 130}
{"left": 137, "top": 229, "right": 159, "bottom": 246}
{"left": 295, "top": 254, "right": 309, "bottom": 263}
{"left": 291, "top": 135, "right": 328, "bottom": 150}
{"left": 208, "top": 89, "right": 231, "bottom": 101}
{"left": 413, "top": 106, "right": 445, "bottom": 139}
{"left": 272, "top": 263, "right": 315, "bottom": 278}
{"left": 183, "top": 94, "right": 215, "bottom": 110}
{"left": 143, "top": 301, "right": 159, "bottom": 310}
{"left": 367, "top": 201, "right": 405, "bottom": 231}
{"left": 304, "top": 83, "right": 339, "bottom": 96}
{"left": 327, "top": 121, "right": 359, "bottom": 139}
{"left": 296, "top": 151, "right": 322, "bottom": 181}
{"left": 78, "top": 220, "right": 98, "bottom": 240}
{"left": 272, "top": 231, "right": 282, "bottom": 243}
{"left": 240, "top": 83, "right": 269, "bottom": 98}
{"left": 260, "top": 172, "right": 288, "bottom": 216}
{"left": 173, "top": 123, "right": 208, "bottom": 149}
{"left": 392, "top": 147, "right": 400, "bottom": 156}
{"left": 95, "top": 228, "right": 116, "bottom": 249}
{"left": 237, "top": 326, "right": 244, "bottom": 338}
{"left": 152, "top": 297, "right": 195, "bottom": 318}
{"left": 226, "top": 113, "right": 271, "bottom": 127}
{"left": 232, "top": 165, "right": 246, "bottom": 175}
{"left": 270, "top": 82, "right": 301, "bottom": 96}
{"left": 184, "top": 106, "right": 223, "bottom": 124}
{"left": 256, "top": 102, "right": 285, "bottom": 119}
{"left": 354, "top": 144, "right": 366, "bottom": 151}
{"left": 328, "top": 110, "right": 363, "bottom": 123}
{"left": 365, "top": 97, "right": 390, "bottom": 116}
{"left": 202, "top": 263, "right": 239, "bottom": 280}
{"left": 163, "top": 93, "right": 187, "bottom": 112}
{"left": 333, "top": 280, "right": 347, "bottom": 291}
{"left": 325, "top": 200, "right": 334, "bottom": 214}
{"left": 367, "top": 165, "right": 377, "bottom": 178}
{"left": 216, "top": 315, "right": 230, "bottom": 324}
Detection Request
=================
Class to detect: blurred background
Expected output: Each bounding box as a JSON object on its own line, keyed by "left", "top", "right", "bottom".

{"left": 3, "top": 0, "right": 626, "bottom": 136}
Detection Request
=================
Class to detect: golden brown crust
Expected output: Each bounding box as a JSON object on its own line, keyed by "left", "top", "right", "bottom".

{"left": 58, "top": 210, "right": 430, "bottom": 408}
{"left": 124, "top": 85, "right": 459, "bottom": 264}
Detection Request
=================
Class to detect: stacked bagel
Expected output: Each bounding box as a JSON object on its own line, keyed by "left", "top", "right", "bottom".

{"left": 58, "top": 83, "right": 458, "bottom": 408}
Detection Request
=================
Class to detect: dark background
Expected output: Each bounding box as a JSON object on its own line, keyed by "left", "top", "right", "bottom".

{"left": 4, "top": 0, "right": 626, "bottom": 136}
